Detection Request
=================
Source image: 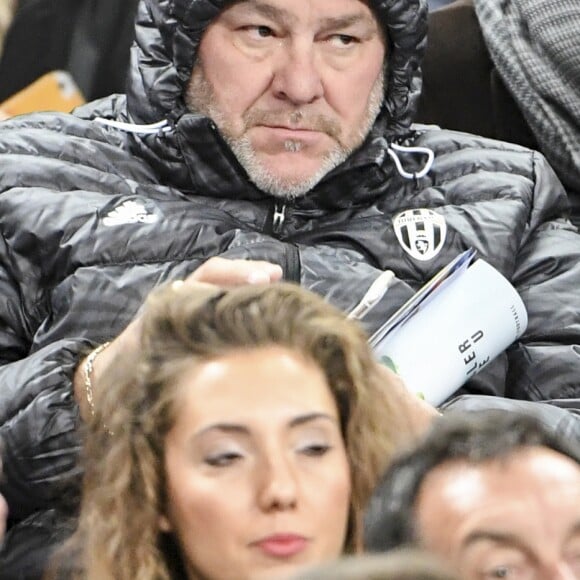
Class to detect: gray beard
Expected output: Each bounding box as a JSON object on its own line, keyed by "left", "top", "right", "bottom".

{"left": 186, "top": 68, "right": 385, "bottom": 199}
{"left": 223, "top": 135, "right": 354, "bottom": 199}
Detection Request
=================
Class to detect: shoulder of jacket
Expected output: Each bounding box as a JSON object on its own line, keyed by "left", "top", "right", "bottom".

{"left": 0, "top": 110, "right": 158, "bottom": 196}
{"left": 413, "top": 126, "right": 535, "bottom": 157}
{"left": 406, "top": 127, "right": 542, "bottom": 186}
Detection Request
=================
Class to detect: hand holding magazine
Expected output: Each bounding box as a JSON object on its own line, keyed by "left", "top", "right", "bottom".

{"left": 370, "top": 249, "right": 528, "bottom": 405}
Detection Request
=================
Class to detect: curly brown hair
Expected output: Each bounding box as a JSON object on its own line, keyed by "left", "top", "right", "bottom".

{"left": 53, "top": 281, "right": 419, "bottom": 580}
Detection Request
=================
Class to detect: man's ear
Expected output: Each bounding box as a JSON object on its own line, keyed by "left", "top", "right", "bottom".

{"left": 159, "top": 513, "right": 173, "bottom": 532}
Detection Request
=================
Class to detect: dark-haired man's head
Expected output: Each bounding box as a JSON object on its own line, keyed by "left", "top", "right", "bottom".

{"left": 293, "top": 548, "right": 458, "bottom": 580}
{"left": 364, "top": 411, "right": 580, "bottom": 580}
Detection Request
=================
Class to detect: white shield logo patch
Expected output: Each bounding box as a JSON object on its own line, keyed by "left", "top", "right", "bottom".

{"left": 393, "top": 209, "right": 447, "bottom": 261}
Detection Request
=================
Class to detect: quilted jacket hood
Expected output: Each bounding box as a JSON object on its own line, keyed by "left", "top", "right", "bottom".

{"left": 127, "top": 0, "right": 427, "bottom": 137}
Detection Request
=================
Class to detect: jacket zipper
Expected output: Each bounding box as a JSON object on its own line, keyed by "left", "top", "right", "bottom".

{"left": 268, "top": 201, "right": 300, "bottom": 282}
{"left": 272, "top": 201, "right": 287, "bottom": 235}
{"left": 285, "top": 243, "right": 301, "bottom": 283}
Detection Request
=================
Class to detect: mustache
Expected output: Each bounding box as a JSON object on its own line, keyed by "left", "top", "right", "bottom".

{"left": 243, "top": 110, "right": 342, "bottom": 140}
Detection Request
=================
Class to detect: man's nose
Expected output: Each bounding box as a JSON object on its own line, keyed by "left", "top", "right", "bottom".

{"left": 257, "top": 453, "right": 299, "bottom": 512}
{"left": 271, "top": 42, "right": 324, "bottom": 106}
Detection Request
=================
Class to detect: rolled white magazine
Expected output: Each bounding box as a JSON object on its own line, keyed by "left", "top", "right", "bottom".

{"left": 370, "top": 251, "right": 528, "bottom": 405}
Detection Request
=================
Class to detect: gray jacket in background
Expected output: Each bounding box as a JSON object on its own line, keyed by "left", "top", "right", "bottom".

{"left": 473, "top": 0, "right": 580, "bottom": 196}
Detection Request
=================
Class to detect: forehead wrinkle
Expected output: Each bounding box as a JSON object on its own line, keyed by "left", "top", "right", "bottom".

{"left": 318, "top": 13, "right": 379, "bottom": 34}
{"left": 460, "top": 530, "right": 528, "bottom": 554}
{"left": 233, "top": 1, "right": 378, "bottom": 32}
{"left": 235, "top": 0, "right": 297, "bottom": 26}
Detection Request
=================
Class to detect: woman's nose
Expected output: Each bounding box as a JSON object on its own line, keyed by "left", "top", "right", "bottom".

{"left": 257, "top": 454, "right": 299, "bottom": 512}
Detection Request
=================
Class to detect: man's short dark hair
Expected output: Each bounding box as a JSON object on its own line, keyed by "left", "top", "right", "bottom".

{"left": 363, "top": 410, "right": 580, "bottom": 553}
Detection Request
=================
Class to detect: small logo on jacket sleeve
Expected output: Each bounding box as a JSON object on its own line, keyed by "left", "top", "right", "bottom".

{"left": 393, "top": 209, "right": 447, "bottom": 261}
{"left": 102, "top": 200, "right": 160, "bottom": 227}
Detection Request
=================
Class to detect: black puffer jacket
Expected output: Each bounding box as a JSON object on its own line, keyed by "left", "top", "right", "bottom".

{"left": 1, "top": 0, "right": 579, "bottom": 577}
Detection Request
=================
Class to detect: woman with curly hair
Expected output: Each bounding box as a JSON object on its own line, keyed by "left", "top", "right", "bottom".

{"left": 50, "top": 281, "right": 433, "bottom": 580}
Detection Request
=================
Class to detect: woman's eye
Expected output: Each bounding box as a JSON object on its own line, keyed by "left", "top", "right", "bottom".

{"left": 299, "top": 443, "right": 331, "bottom": 457}
{"left": 205, "top": 452, "right": 242, "bottom": 467}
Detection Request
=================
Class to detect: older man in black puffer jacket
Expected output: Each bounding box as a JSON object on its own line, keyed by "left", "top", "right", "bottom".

{"left": 0, "top": 0, "right": 579, "bottom": 577}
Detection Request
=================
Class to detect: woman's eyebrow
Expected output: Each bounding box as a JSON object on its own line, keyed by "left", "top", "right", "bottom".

{"left": 195, "top": 423, "right": 250, "bottom": 438}
{"left": 194, "top": 413, "right": 337, "bottom": 437}
{"left": 289, "top": 412, "right": 338, "bottom": 428}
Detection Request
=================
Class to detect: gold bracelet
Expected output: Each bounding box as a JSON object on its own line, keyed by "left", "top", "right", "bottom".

{"left": 83, "top": 342, "right": 112, "bottom": 417}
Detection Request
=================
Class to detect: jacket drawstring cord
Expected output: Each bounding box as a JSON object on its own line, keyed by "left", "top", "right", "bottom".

{"left": 93, "top": 119, "right": 434, "bottom": 179}
{"left": 94, "top": 118, "right": 172, "bottom": 135}
{"left": 386, "top": 142, "right": 434, "bottom": 180}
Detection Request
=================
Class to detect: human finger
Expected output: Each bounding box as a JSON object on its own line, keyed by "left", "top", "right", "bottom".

{"left": 187, "top": 257, "right": 283, "bottom": 286}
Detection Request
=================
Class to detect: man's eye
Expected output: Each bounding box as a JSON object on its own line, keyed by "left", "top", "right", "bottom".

{"left": 247, "top": 25, "right": 274, "bottom": 39}
{"left": 484, "top": 566, "right": 517, "bottom": 579}
{"left": 329, "top": 34, "right": 358, "bottom": 47}
{"left": 205, "top": 452, "right": 242, "bottom": 467}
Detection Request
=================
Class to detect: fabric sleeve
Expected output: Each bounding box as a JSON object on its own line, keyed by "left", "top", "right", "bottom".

{"left": 0, "top": 339, "right": 92, "bottom": 521}
{"left": 0, "top": 231, "right": 91, "bottom": 522}
{"left": 442, "top": 395, "right": 580, "bottom": 440}
{"left": 506, "top": 153, "right": 580, "bottom": 402}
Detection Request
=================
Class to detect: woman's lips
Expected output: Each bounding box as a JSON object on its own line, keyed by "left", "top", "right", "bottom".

{"left": 253, "top": 534, "right": 309, "bottom": 558}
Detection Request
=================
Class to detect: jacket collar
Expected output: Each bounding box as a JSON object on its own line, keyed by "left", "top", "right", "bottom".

{"left": 172, "top": 111, "right": 399, "bottom": 210}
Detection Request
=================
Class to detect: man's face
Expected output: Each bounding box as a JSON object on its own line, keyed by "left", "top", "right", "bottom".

{"left": 414, "top": 447, "right": 580, "bottom": 580}
{"left": 186, "top": 0, "right": 386, "bottom": 198}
